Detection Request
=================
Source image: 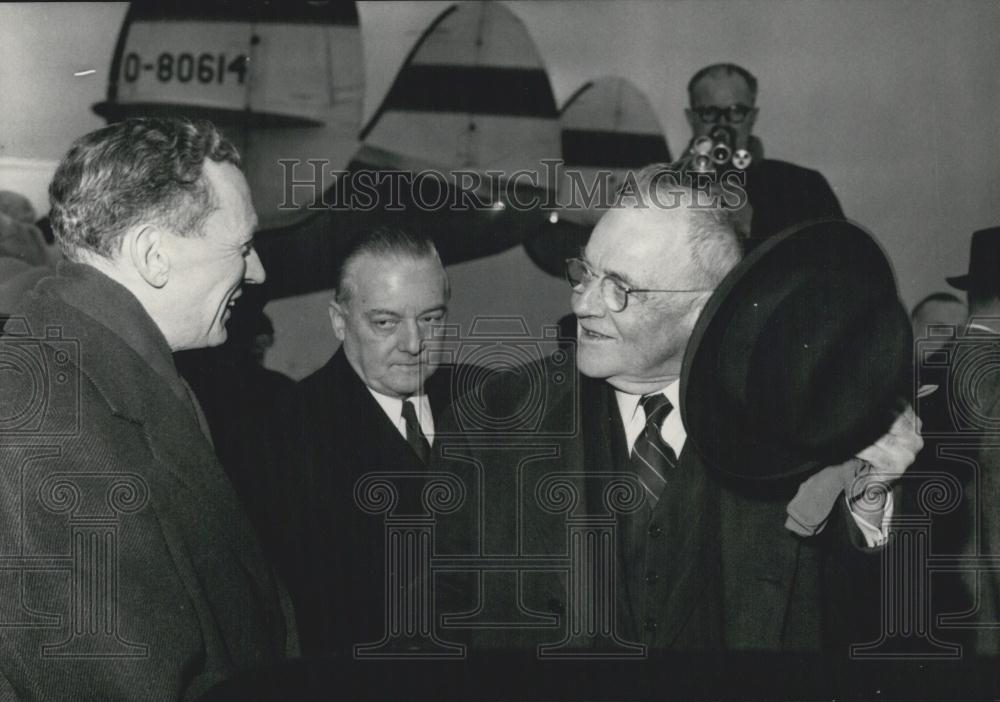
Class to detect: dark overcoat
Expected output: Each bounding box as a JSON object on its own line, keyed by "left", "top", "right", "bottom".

{"left": 0, "top": 264, "right": 291, "bottom": 701}
{"left": 430, "top": 352, "right": 880, "bottom": 655}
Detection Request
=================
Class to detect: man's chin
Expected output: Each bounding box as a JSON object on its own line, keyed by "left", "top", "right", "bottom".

{"left": 386, "top": 368, "right": 437, "bottom": 397}
{"left": 575, "top": 352, "right": 613, "bottom": 380}
{"left": 199, "top": 327, "right": 228, "bottom": 349}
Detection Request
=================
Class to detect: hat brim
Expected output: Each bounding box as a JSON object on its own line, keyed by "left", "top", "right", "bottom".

{"left": 680, "top": 219, "right": 909, "bottom": 481}
{"left": 946, "top": 274, "right": 970, "bottom": 290}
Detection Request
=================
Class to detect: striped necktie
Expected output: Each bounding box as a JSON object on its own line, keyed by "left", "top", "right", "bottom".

{"left": 630, "top": 394, "right": 677, "bottom": 507}
{"left": 401, "top": 398, "right": 431, "bottom": 465}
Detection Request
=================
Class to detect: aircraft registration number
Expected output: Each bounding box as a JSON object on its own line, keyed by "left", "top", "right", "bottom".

{"left": 121, "top": 52, "right": 249, "bottom": 86}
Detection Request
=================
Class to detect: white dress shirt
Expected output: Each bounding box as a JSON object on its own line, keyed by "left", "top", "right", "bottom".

{"left": 614, "top": 380, "right": 889, "bottom": 547}
{"left": 615, "top": 380, "right": 685, "bottom": 456}
{"left": 367, "top": 388, "right": 435, "bottom": 446}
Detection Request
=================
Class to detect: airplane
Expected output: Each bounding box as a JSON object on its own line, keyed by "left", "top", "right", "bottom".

{"left": 93, "top": 1, "right": 567, "bottom": 377}
{"left": 93, "top": 0, "right": 365, "bottom": 232}
{"left": 523, "top": 75, "right": 673, "bottom": 277}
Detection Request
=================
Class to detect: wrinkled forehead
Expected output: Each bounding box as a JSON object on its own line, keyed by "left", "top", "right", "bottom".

{"left": 585, "top": 207, "right": 694, "bottom": 287}
{"left": 690, "top": 72, "right": 754, "bottom": 107}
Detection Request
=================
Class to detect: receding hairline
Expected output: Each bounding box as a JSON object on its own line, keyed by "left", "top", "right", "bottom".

{"left": 687, "top": 63, "right": 758, "bottom": 104}
{"left": 336, "top": 249, "right": 450, "bottom": 302}
{"left": 203, "top": 158, "right": 258, "bottom": 233}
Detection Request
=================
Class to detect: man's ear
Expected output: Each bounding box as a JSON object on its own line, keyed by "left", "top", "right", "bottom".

{"left": 329, "top": 296, "right": 347, "bottom": 341}
{"left": 126, "top": 225, "right": 169, "bottom": 288}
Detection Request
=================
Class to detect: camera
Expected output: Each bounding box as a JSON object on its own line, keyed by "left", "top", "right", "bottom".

{"left": 0, "top": 320, "right": 81, "bottom": 437}
{"left": 681, "top": 125, "right": 753, "bottom": 175}
{"left": 428, "top": 317, "right": 577, "bottom": 439}
{"left": 915, "top": 323, "right": 1000, "bottom": 438}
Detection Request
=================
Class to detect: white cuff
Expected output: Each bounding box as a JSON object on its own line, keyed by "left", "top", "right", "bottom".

{"left": 847, "top": 491, "right": 894, "bottom": 547}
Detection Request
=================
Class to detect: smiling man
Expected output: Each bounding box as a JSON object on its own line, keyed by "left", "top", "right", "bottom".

{"left": 430, "top": 165, "right": 921, "bottom": 659}
{"left": 0, "top": 118, "right": 289, "bottom": 700}
{"left": 278, "top": 225, "right": 456, "bottom": 655}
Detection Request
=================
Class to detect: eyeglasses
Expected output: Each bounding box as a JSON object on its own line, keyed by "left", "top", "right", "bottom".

{"left": 565, "top": 258, "right": 710, "bottom": 313}
{"left": 691, "top": 104, "right": 755, "bottom": 124}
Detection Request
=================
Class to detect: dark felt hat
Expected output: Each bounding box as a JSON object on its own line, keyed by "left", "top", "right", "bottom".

{"left": 946, "top": 226, "right": 1000, "bottom": 292}
{"left": 680, "top": 219, "right": 912, "bottom": 480}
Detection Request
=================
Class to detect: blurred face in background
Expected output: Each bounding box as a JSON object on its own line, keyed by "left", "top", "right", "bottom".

{"left": 912, "top": 297, "right": 966, "bottom": 350}
{"left": 685, "top": 70, "right": 758, "bottom": 151}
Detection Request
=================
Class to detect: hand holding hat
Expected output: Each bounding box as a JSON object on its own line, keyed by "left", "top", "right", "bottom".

{"left": 785, "top": 405, "right": 923, "bottom": 537}
{"left": 682, "top": 218, "right": 913, "bottom": 481}
{"left": 680, "top": 217, "right": 918, "bottom": 540}
{"left": 849, "top": 405, "right": 923, "bottom": 517}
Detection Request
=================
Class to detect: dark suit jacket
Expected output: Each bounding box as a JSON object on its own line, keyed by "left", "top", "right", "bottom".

{"left": 0, "top": 263, "right": 290, "bottom": 701}
{"left": 279, "top": 348, "right": 464, "bottom": 655}
{"left": 745, "top": 159, "right": 844, "bottom": 250}
{"left": 432, "top": 352, "right": 878, "bottom": 654}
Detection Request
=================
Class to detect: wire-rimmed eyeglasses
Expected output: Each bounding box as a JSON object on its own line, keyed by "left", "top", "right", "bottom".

{"left": 565, "top": 258, "right": 710, "bottom": 313}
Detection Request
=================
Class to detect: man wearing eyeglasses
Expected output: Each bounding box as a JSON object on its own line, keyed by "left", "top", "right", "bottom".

{"left": 686, "top": 63, "right": 844, "bottom": 250}
{"left": 432, "top": 165, "right": 919, "bottom": 659}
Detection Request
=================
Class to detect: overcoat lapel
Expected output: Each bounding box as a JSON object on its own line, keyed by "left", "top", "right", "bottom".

{"left": 29, "top": 279, "right": 277, "bottom": 612}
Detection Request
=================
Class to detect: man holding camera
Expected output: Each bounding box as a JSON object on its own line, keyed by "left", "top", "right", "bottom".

{"left": 685, "top": 63, "right": 844, "bottom": 250}
{"left": 279, "top": 226, "right": 460, "bottom": 656}
{"left": 0, "top": 118, "right": 292, "bottom": 699}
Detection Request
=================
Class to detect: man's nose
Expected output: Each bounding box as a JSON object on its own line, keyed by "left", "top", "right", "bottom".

{"left": 570, "top": 278, "right": 605, "bottom": 318}
{"left": 245, "top": 247, "right": 266, "bottom": 284}
{"left": 398, "top": 319, "right": 423, "bottom": 354}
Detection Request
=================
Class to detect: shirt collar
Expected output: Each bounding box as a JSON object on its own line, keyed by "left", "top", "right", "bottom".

{"left": 366, "top": 386, "right": 429, "bottom": 423}
{"left": 368, "top": 387, "right": 404, "bottom": 423}
{"left": 614, "top": 379, "right": 681, "bottom": 421}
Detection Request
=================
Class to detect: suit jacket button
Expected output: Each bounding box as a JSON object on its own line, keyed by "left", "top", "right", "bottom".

{"left": 644, "top": 617, "right": 657, "bottom": 632}
{"left": 648, "top": 524, "right": 663, "bottom": 538}
{"left": 644, "top": 571, "right": 658, "bottom": 585}
{"left": 547, "top": 597, "right": 565, "bottom": 615}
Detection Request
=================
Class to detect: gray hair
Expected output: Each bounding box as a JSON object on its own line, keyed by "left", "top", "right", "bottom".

{"left": 335, "top": 225, "right": 449, "bottom": 303}
{"left": 625, "top": 163, "right": 743, "bottom": 290}
{"left": 49, "top": 117, "right": 239, "bottom": 260}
